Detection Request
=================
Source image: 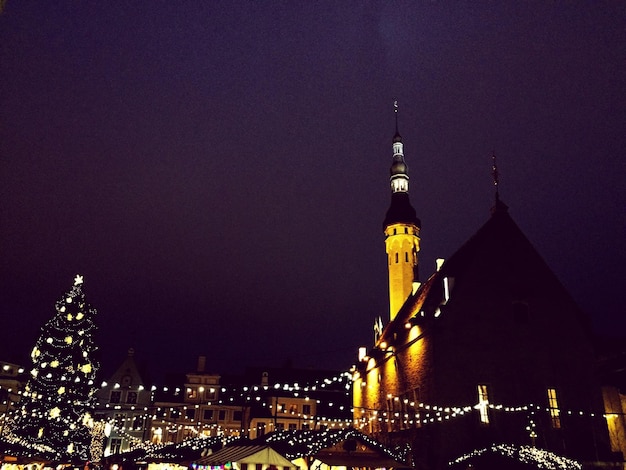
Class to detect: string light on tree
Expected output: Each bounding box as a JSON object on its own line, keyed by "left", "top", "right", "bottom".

{"left": 9, "top": 275, "right": 101, "bottom": 461}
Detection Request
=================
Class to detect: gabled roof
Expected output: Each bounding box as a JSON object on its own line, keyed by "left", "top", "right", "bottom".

{"left": 381, "top": 203, "right": 590, "bottom": 344}
{"left": 193, "top": 445, "right": 295, "bottom": 469}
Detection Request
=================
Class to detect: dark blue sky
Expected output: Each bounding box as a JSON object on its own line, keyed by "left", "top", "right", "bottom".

{"left": 1, "top": 1, "right": 624, "bottom": 381}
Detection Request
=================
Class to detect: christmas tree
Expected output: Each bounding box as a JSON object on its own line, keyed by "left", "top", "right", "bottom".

{"left": 12, "top": 274, "right": 100, "bottom": 460}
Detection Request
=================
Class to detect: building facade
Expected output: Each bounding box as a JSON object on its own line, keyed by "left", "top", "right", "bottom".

{"left": 352, "top": 120, "right": 614, "bottom": 469}
{"left": 94, "top": 348, "right": 152, "bottom": 456}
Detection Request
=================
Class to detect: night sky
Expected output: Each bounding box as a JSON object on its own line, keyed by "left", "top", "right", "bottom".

{"left": 1, "top": 2, "right": 624, "bottom": 382}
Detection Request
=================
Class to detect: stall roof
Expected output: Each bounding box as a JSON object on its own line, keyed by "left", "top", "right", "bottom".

{"left": 193, "top": 445, "right": 295, "bottom": 469}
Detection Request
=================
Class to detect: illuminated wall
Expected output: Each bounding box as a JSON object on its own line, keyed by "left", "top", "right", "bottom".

{"left": 384, "top": 222, "right": 419, "bottom": 321}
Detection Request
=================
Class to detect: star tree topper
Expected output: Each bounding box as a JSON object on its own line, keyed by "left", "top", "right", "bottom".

{"left": 74, "top": 274, "right": 84, "bottom": 286}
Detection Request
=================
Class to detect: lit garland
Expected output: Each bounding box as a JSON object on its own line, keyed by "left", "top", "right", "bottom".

{"left": 8, "top": 275, "right": 100, "bottom": 461}
{"left": 448, "top": 443, "right": 582, "bottom": 469}
{"left": 352, "top": 399, "right": 607, "bottom": 430}
{"left": 263, "top": 428, "right": 409, "bottom": 463}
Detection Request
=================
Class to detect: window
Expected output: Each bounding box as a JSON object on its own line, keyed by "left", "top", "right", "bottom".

{"left": 126, "top": 392, "right": 137, "bottom": 404}
{"left": 185, "top": 409, "right": 195, "bottom": 420}
{"left": 547, "top": 388, "right": 561, "bottom": 429}
{"left": 276, "top": 422, "right": 285, "bottom": 431}
{"left": 405, "top": 252, "right": 409, "bottom": 262}
{"left": 289, "top": 404, "right": 298, "bottom": 414}
{"left": 477, "top": 384, "right": 490, "bottom": 425}
{"left": 395, "top": 253, "right": 399, "bottom": 263}
{"left": 302, "top": 404, "right": 311, "bottom": 415}
{"left": 132, "top": 415, "right": 143, "bottom": 430}
{"left": 203, "top": 409, "right": 214, "bottom": 421}
{"left": 218, "top": 409, "right": 226, "bottom": 421}
{"left": 233, "top": 410, "right": 242, "bottom": 421}
{"left": 109, "top": 438, "right": 122, "bottom": 454}
{"left": 288, "top": 423, "right": 297, "bottom": 431}
{"left": 151, "top": 427, "right": 162, "bottom": 444}
{"left": 110, "top": 390, "right": 121, "bottom": 404}
{"left": 257, "top": 422, "right": 266, "bottom": 437}
{"left": 114, "top": 413, "right": 125, "bottom": 428}
{"left": 187, "top": 387, "right": 198, "bottom": 400}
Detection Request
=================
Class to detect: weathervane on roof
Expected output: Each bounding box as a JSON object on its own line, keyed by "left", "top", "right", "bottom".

{"left": 492, "top": 152, "right": 500, "bottom": 202}
{"left": 394, "top": 100, "right": 399, "bottom": 132}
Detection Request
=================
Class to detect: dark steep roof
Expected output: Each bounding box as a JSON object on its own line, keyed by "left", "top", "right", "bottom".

{"left": 383, "top": 192, "right": 420, "bottom": 228}
{"left": 384, "top": 202, "right": 591, "bottom": 341}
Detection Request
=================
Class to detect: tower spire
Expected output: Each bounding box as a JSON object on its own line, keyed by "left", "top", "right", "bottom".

{"left": 383, "top": 102, "right": 421, "bottom": 321}
{"left": 491, "top": 152, "right": 508, "bottom": 214}
{"left": 394, "top": 100, "right": 399, "bottom": 135}
{"left": 492, "top": 152, "right": 499, "bottom": 203}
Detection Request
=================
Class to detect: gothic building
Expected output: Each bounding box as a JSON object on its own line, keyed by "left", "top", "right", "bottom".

{"left": 352, "top": 115, "right": 614, "bottom": 469}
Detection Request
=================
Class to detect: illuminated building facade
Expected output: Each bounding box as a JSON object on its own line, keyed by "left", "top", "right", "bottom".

{"left": 0, "top": 360, "right": 26, "bottom": 440}
{"left": 148, "top": 359, "right": 352, "bottom": 445}
{"left": 94, "top": 348, "right": 152, "bottom": 457}
{"left": 353, "top": 122, "right": 614, "bottom": 469}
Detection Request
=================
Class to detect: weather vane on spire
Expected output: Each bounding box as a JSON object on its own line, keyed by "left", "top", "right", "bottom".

{"left": 492, "top": 152, "right": 500, "bottom": 202}
{"left": 394, "top": 100, "right": 399, "bottom": 133}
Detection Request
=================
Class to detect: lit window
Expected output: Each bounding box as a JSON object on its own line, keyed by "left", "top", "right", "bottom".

{"left": 477, "top": 384, "right": 490, "bottom": 424}
{"left": 151, "top": 427, "right": 162, "bottom": 444}
{"left": 109, "top": 438, "right": 122, "bottom": 454}
{"left": 548, "top": 388, "right": 561, "bottom": 428}
{"left": 443, "top": 277, "right": 452, "bottom": 303}
{"left": 187, "top": 387, "right": 198, "bottom": 399}
{"left": 132, "top": 415, "right": 143, "bottom": 430}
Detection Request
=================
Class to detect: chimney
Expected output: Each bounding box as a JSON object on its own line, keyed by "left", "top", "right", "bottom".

{"left": 197, "top": 355, "right": 206, "bottom": 373}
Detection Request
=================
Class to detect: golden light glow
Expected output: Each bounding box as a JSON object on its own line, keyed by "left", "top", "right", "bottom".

{"left": 548, "top": 388, "right": 561, "bottom": 428}
{"left": 478, "top": 385, "right": 490, "bottom": 424}
{"left": 385, "top": 222, "right": 420, "bottom": 321}
{"left": 49, "top": 407, "right": 61, "bottom": 418}
{"left": 64, "top": 336, "right": 73, "bottom": 344}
